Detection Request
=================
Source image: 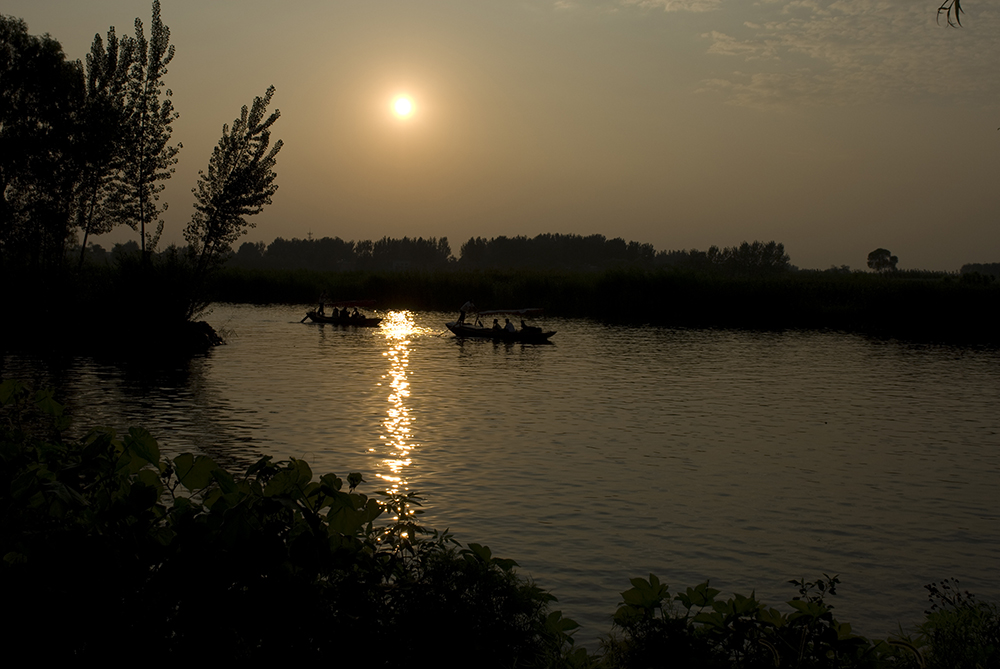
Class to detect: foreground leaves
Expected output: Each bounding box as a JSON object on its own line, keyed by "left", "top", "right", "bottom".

{"left": 0, "top": 380, "right": 578, "bottom": 664}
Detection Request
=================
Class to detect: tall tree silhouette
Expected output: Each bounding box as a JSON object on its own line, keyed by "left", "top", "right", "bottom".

{"left": 184, "top": 86, "right": 282, "bottom": 313}
{"left": 75, "top": 27, "right": 135, "bottom": 267}
{"left": 0, "top": 16, "right": 83, "bottom": 271}
{"left": 116, "top": 0, "right": 180, "bottom": 258}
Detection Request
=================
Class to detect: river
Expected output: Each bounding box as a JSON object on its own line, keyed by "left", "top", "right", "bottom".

{"left": 3, "top": 304, "right": 999, "bottom": 647}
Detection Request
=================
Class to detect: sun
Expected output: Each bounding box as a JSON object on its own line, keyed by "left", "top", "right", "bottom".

{"left": 392, "top": 96, "right": 414, "bottom": 118}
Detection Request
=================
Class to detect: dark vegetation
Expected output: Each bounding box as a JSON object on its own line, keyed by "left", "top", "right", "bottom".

{"left": 54, "top": 233, "right": 1000, "bottom": 347}
{"left": 2, "top": 4, "right": 280, "bottom": 354}
{"left": 223, "top": 233, "right": 787, "bottom": 274}
{"left": 3, "top": 379, "right": 998, "bottom": 666}
{"left": 209, "top": 250, "right": 1000, "bottom": 345}
{"left": 6, "top": 233, "right": 1000, "bottom": 353}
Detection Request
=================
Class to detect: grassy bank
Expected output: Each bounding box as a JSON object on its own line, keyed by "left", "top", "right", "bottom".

{"left": 4, "top": 262, "right": 996, "bottom": 354}
{"left": 3, "top": 380, "right": 997, "bottom": 666}
{"left": 3, "top": 253, "right": 219, "bottom": 355}
{"left": 209, "top": 267, "right": 1000, "bottom": 344}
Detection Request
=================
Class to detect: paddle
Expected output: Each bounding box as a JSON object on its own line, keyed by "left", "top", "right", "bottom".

{"left": 300, "top": 313, "right": 310, "bottom": 323}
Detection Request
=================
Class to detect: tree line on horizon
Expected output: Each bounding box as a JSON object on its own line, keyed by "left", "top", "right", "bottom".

{"left": 211, "top": 233, "right": 796, "bottom": 277}
{"left": 80, "top": 233, "right": 999, "bottom": 279}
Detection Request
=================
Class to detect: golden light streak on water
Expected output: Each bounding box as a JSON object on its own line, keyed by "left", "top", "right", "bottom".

{"left": 374, "top": 311, "right": 428, "bottom": 502}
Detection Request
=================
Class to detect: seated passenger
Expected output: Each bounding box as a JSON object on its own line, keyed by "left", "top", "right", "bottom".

{"left": 492, "top": 318, "right": 502, "bottom": 330}
{"left": 504, "top": 318, "right": 516, "bottom": 333}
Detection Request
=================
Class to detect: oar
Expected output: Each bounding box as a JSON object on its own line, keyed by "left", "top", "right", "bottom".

{"left": 300, "top": 313, "right": 310, "bottom": 323}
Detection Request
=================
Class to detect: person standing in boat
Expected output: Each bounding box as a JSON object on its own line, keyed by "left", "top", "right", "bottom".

{"left": 458, "top": 300, "right": 476, "bottom": 325}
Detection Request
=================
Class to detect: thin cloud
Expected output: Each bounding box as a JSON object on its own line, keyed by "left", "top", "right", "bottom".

{"left": 624, "top": 0, "right": 1000, "bottom": 107}
{"left": 619, "top": 0, "right": 724, "bottom": 11}
{"left": 708, "top": 1, "right": 1000, "bottom": 106}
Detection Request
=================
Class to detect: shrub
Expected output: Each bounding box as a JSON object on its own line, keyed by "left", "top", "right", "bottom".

{"left": 918, "top": 579, "right": 1000, "bottom": 669}
{"left": 0, "top": 379, "right": 578, "bottom": 664}
{"left": 601, "top": 574, "right": 912, "bottom": 668}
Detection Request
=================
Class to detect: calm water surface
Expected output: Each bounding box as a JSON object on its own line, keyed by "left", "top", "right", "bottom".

{"left": 4, "top": 304, "right": 999, "bottom": 646}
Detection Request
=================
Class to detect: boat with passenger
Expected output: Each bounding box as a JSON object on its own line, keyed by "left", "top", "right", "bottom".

{"left": 446, "top": 308, "right": 556, "bottom": 343}
{"left": 303, "top": 300, "right": 382, "bottom": 327}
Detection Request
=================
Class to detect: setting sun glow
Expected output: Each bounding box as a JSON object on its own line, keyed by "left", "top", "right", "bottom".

{"left": 392, "top": 96, "right": 413, "bottom": 118}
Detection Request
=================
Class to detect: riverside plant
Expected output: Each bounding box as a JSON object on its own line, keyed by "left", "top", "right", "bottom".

{"left": 0, "top": 379, "right": 580, "bottom": 664}
{"left": 599, "top": 573, "right": 927, "bottom": 668}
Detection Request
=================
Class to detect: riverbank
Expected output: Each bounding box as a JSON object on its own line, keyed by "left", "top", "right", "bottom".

{"left": 207, "top": 267, "right": 1000, "bottom": 345}
{"left": 2, "top": 257, "right": 223, "bottom": 356}
{"left": 5, "top": 263, "right": 996, "bottom": 356}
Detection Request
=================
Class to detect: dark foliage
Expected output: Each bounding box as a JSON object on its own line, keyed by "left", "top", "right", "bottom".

{"left": 919, "top": 579, "right": 1000, "bottom": 668}
{"left": 459, "top": 233, "right": 657, "bottom": 271}
{"left": 867, "top": 249, "right": 898, "bottom": 273}
{"left": 0, "top": 379, "right": 578, "bottom": 664}
{"left": 185, "top": 86, "right": 281, "bottom": 280}
{"left": 228, "top": 235, "right": 455, "bottom": 272}
{"left": 600, "top": 574, "right": 918, "bottom": 668}
{"left": 0, "top": 15, "right": 84, "bottom": 273}
{"left": 200, "top": 265, "right": 1000, "bottom": 345}
{"left": 960, "top": 263, "right": 1000, "bottom": 280}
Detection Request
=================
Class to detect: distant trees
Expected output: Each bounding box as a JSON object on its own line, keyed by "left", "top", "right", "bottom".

{"left": 698, "top": 240, "right": 791, "bottom": 277}
{"left": 229, "top": 236, "right": 454, "bottom": 272}
{"left": 458, "top": 233, "right": 656, "bottom": 270}
{"left": 367, "top": 236, "right": 453, "bottom": 269}
{"left": 222, "top": 234, "right": 799, "bottom": 275}
{"left": 867, "top": 248, "right": 898, "bottom": 273}
{"left": 455, "top": 234, "right": 789, "bottom": 276}
{"left": 960, "top": 262, "right": 1000, "bottom": 278}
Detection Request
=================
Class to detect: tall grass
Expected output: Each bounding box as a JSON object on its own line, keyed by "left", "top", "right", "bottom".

{"left": 208, "top": 267, "right": 1000, "bottom": 344}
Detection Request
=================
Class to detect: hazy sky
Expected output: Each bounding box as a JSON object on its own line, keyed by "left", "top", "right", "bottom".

{"left": 8, "top": 0, "right": 1000, "bottom": 269}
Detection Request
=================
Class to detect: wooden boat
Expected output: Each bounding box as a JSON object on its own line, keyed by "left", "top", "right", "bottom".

{"left": 446, "top": 308, "right": 555, "bottom": 343}
{"left": 303, "top": 300, "right": 381, "bottom": 327}
{"left": 305, "top": 311, "right": 382, "bottom": 327}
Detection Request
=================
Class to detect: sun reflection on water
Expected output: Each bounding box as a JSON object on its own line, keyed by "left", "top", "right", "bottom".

{"left": 373, "top": 311, "right": 429, "bottom": 497}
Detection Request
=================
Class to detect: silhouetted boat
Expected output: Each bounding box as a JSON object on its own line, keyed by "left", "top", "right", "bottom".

{"left": 305, "top": 312, "right": 382, "bottom": 327}
{"left": 303, "top": 300, "right": 381, "bottom": 327}
{"left": 446, "top": 308, "right": 555, "bottom": 343}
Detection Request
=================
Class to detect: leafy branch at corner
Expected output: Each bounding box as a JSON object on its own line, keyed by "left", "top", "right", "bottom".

{"left": 938, "top": 1, "right": 964, "bottom": 27}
